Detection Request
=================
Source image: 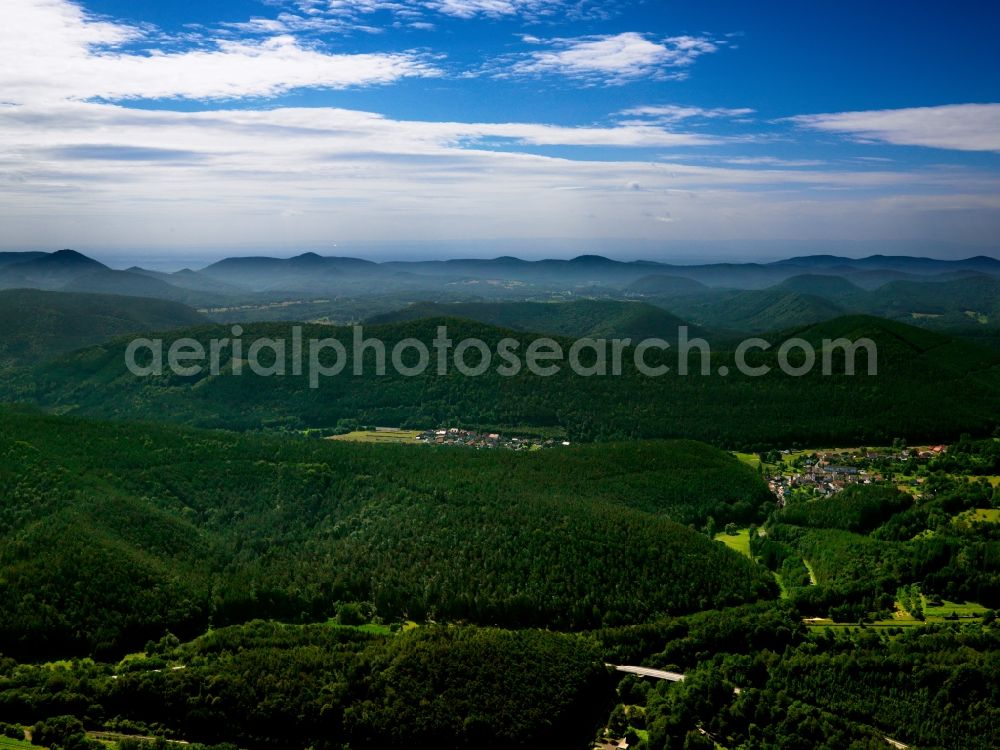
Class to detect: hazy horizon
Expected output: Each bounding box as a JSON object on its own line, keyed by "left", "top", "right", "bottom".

{"left": 5, "top": 238, "right": 998, "bottom": 274}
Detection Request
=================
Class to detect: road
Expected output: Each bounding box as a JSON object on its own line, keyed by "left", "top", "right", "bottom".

{"left": 604, "top": 664, "right": 909, "bottom": 750}
{"left": 608, "top": 666, "right": 904, "bottom": 747}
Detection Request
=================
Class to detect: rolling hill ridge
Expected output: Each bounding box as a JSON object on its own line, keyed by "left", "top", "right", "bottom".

{"left": 5, "top": 314, "right": 998, "bottom": 447}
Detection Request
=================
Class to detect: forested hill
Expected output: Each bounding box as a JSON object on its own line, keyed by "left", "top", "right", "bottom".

{"left": 0, "top": 288, "right": 208, "bottom": 369}
{"left": 0, "top": 407, "right": 776, "bottom": 659}
{"left": 365, "top": 299, "right": 707, "bottom": 341}
{"left": 5, "top": 315, "right": 999, "bottom": 448}
{"left": 661, "top": 288, "right": 848, "bottom": 333}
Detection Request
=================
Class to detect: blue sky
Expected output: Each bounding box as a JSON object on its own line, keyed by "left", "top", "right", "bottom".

{"left": 1, "top": 0, "right": 999, "bottom": 260}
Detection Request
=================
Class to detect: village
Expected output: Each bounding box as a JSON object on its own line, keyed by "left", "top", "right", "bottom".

{"left": 325, "top": 425, "right": 571, "bottom": 450}
{"left": 415, "top": 427, "right": 570, "bottom": 450}
{"left": 763, "top": 443, "right": 948, "bottom": 503}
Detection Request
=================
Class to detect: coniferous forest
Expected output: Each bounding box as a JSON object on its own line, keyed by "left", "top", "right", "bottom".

{"left": 1, "top": 403, "right": 999, "bottom": 749}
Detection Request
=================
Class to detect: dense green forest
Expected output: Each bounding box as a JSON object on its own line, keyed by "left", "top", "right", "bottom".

{"left": 1, "top": 604, "right": 995, "bottom": 750}
{"left": 639, "top": 273, "right": 1000, "bottom": 336}
{"left": 0, "top": 289, "right": 206, "bottom": 370}
{"left": 5, "top": 315, "right": 999, "bottom": 448}
{"left": 365, "top": 299, "right": 707, "bottom": 341}
{"left": 592, "top": 605, "right": 999, "bottom": 749}
{"left": 2, "top": 407, "right": 999, "bottom": 748}
{"left": 657, "top": 288, "right": 845, "bottom": 334}
{"left": 0, "top": 622, "right": 610, "bottom": 750}
{"left": 2, "top": 410, "right": 997, "bottom": 748}
{"left": 775, "top": 485, "right": 914, "bottom": 533}
{"left": 0, "top": 407, "right": 776, "bottom": 659}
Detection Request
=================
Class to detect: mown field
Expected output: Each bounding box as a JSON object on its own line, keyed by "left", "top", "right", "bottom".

{"left": 806, "top": 596, "right": 990, "bottom": 630}
{"left": 714, "top": 528, "right": 752, "bottom": 558}
{"left": 327, "top": 429, "right": 422, "bottom": 443}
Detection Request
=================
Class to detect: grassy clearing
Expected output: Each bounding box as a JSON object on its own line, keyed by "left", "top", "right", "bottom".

{"left": 733, "top": 452, "right": 761, "bottom": 469}
{"left": 783, "top": 446, "right": 871, "bottom": 461}
{"left": 888, "top": 600, "right": 923, "bottom": 625}
{"left": 714, "top": 528, "right": 751, "bottom": 558}
{"left": 0, "top": 736, "right": 33, "bottom": 750}
{"left": 806, "top": 595, "right": 990, "bottom": 631}
{"left": 772, "top": 572, "right": 790, "bottom": 599}
{"left": 326, "top": 621, "right": 395, "bottom": 636}
{"left": 325, "top": 620, "right": 419, "bottom": 636}
{"left": 327, "top": 429, "right": 422, "bottom": 444}
{"left": 802, "top": 559, "right": 818, "bottom": 585}
{"left": 956, "top": 508, "right": 1000, "bottom": 524}
{"left": 922, "top": 596, "right": 989, "bottom": 619}
{"left": 714, "top": 528, "right": 790, "bottom": 599}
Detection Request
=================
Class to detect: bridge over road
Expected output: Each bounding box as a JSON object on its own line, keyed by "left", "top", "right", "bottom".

{"left": 607, "top": 664, "right": 906, "bottom": 749}
{"left": 606, "top": 664, "right": 685, "bottom": 682}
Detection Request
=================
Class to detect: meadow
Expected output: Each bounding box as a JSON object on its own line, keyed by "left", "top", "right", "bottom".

{"left": 327, "top": 429, "right": 422, "bottom": 444}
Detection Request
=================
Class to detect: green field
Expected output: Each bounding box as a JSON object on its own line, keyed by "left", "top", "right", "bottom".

{"left": 328, "top": 429, "right": 422, "bottom": 444}
{"left": 881, "top": 595, "right": 986, "bottom": 626}
{"left": 327, "top": 620, "right": 392, "bottom": 635}
{"left": 714, "top": 528, "right": 752, "bottom": 558}
{"left": 807, "top": 594, "right": 990, "bottom": 631}
{"left": 783, "top": 446, "right": 869, "bottom": 461}
{"left": 0, "top": 736, "right": 33, "bottom": 750}
{"left": 733, "top": 452, "right": 762, "bottom": 469}
{"left": 955, "top": 508, "right": 1000, "bottom": 524}
{"left": 922, "top": 596, "right": 990, "bottom": 619}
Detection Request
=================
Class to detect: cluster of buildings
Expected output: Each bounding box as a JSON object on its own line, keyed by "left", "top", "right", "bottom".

{"left": 766, "top": 444, "right": 948, "bottom": 502}
{"left": 415, "top": 427, "right": 569, "bottom": 450}
{"left": 769, "top": 463, "right": 875, "bottom": 501}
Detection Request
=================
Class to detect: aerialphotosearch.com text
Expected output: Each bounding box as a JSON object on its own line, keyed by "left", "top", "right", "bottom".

{"left": 124, "top": 325, "right": 878, "bottom": 388}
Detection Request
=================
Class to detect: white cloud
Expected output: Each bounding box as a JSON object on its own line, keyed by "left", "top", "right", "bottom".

{"left": 1, "top": 0, "right": 439, "bottom": 103}
{"left": 0, "top": 101, "right": 720, "bottom": 153}
{"left": 501, "top": 32, "right": 723, "bottom": 84}
{"left": 720, "top": 157, "right": 825, "bottom": 167}
{"left": 279, "top": 0, "right": 568, "bottom": 24}
{"left": 4, "top": 99, "right": 998, "bottom": 250}
{"left": 426, "top": 0, "right": 559, "bottom": 19}
{"left": 789, "top": 104, "right": 1000, "bottom": 153}
{"left": 620, "top": 105, "right": 755, "bottom": 122}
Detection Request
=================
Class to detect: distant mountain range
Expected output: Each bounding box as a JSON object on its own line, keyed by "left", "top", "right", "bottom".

{"left": 0, "top": 250, "right": 219, "bottom": 306}
{"left": 2, "top": 249, "right": 999, "bottom": 336}
{"left": 4, "top": 248, "right": 998, "bottom": 293}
